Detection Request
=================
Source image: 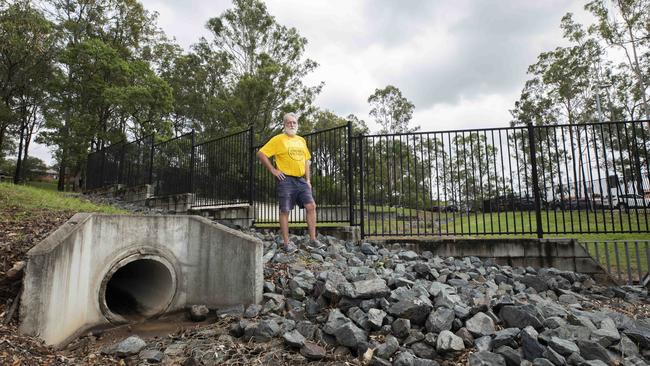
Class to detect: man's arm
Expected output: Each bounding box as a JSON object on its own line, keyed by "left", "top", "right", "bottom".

{"left": 305, "top": 159, "right": 311, "bottom": 189}
{"left": 257, "top": 151, "right": 285, "bottom": 180}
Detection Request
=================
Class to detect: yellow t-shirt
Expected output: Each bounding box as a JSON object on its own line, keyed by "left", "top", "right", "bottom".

{"left": 259, "top": 134, "right": 311, "bottom": 177}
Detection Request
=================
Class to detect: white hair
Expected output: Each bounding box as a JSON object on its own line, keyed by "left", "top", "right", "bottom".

{"left": 283, "top": 112, "right": 298, "bottom": 124}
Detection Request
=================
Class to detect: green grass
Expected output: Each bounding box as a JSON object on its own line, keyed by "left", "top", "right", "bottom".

{"left": 0, "top": 182, "right": 127, "bottom": 214}
{"left": 361, "top": 207, "right": 650, "bottom": 241}
{"left": 25, "top": 180, "right": 59, "bottom": 191}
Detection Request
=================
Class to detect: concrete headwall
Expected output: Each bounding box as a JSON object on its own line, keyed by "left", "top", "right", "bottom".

{"left": 19, "top": 213, "right": 263, "bottom": 347}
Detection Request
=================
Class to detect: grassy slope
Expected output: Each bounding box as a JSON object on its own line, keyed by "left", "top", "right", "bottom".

{"left": 0, "top": 182, "right": 126, "bottom": 214}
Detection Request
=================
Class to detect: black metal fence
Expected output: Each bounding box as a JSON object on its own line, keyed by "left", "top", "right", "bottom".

{"left": 85, "top": 119, "right": 650, "bottom": 239}
{"left": 358, "top": 120, "right": 650, "bottom": 238}
{"left": 85, "top": 136, "right": 152, "bottom": 190}
{"left": 193, "top": 129, "right": 253, "bottom": 207}
{"left": 581, "top": 240, "right": 650, "bottom": 284}
{"left": 152, "top": 132, "right": 194, "bottom": 197}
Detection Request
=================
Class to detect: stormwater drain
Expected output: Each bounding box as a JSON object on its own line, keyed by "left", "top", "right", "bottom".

{"left": 100, "top": 255, "right": 177, "bottom": 323}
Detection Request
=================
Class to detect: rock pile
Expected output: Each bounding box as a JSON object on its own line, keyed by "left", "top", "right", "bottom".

{"left": 107, "top": 231, "right": 650, "bottom": 365}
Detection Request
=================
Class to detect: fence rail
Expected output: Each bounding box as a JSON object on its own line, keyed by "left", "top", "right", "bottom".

{"left": 85, "top": 119, "right": 650, "bottom": 240}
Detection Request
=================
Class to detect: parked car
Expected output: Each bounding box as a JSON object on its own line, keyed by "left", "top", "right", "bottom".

{"left": 611, "top": 194, "right": 650, "bottom": 209}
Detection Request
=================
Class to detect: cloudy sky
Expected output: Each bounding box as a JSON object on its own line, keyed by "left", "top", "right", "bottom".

{"left": 32, "top": 0, "right": 591, "bottom": 164}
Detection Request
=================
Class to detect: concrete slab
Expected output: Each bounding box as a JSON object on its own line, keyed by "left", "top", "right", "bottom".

{"left": 19, "top": 213, "right": 263, "bottom": 347}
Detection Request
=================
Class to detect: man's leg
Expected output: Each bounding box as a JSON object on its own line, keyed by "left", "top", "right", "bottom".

{"left": 279, "top": 211, "right": 290, "bottom": 244}
{"left": 304, "top": 202, "right": 317, "bottom": 240}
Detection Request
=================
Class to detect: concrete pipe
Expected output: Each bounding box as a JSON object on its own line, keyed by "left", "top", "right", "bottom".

{"left": 100, "top": 254, "right": 177, "bottom": 323}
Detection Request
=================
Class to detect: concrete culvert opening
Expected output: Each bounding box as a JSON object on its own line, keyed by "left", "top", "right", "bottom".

{"left": 103, "top": 258, "right": 175, "bottom": 321}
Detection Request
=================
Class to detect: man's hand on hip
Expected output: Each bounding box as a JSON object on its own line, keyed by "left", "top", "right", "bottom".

{"left": 273, "top": 168, "right": 286, "bottom": 181}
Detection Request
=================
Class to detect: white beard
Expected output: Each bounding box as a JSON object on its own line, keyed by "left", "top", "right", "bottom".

{"left": 284, "top": 127, "right": 297, "bottom": 136}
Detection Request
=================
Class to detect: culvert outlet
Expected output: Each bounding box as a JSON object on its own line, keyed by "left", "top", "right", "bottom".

{"left": 101, "top": 256, "right": 176, "bottom": 322}
{"left": 19, "top": 213, "right": 263, "bottom": 347}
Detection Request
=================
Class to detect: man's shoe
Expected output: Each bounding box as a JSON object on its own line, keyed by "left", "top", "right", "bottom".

{"left": 284, "top": 243, "right": 298, "bottom": 253}
{"left": 308, "top": 239, "right": 326, "bottom": 249}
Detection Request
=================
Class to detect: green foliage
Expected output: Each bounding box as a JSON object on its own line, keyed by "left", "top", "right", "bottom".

{"left": 368, "top": 85, "right": 417, "bottom": 133}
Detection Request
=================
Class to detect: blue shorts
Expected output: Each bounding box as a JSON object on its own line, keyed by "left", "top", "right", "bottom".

{"left": 278, "top": 176, "right": 314, "bottom": 213}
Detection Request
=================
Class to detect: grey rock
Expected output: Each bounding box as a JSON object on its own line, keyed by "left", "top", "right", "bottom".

{"left": 469, "top": 351, "right": 507, "bottom": 366}
{"left": 455, "top": 327, "right": 475, "bottom": 347}
{"left": 543, "top": 347, "right": 566, "bottom": 366}
{"left": 495, "top": 346, "right": 522, "bottom": 366}
{"left": 300, "top": 342, "right": 326, "bottom": 360}
{"left": 475, "top": 336, "right": 493, "bottom": 352}
{"left": 254, "top": 319, "right": 280, "bottom": 341}
{"left": 244, "top": 304, "right": 262, "bottom": 318}
{"left": 618, "top": 335, "right": 640, "bottom": 358}
{"left": 466, "top": 312, "right": 496, "bottom": 337}
{"left": 492, "top": 328, "right": 520, "bottom": 349}
{"left": 392, "top": 318, "right": 412, "bottom": 338}
{"left": 348, "top": 306, "right": 370, "bottom": 330}
{"left": 102, "top": 336, "right": 147, "bottom": 357}
{"left": 368, "top": 308, "right": 387, "bottom": 330}
{"left": 283, "top": 329, "right": 306, "bottom": 348}
{"left": 360, "top": 242, "right": 378, "bottom": 255}
{"left": 576, "top": 340, "right": 616, "bottom": 366}
{"left": 388, "top": 296, "right": 434, "bottom": 324}
{"left": 376, "top": 335, "right": 400, "bottom": 359}
{"left": 394, "top": 351, "right": 416, "bottom": 366}
{"left": 323, "top": 308, "right": 350, "bottom": 335}
{"left": 436, "top": 330, "right": 465, "bottom": 352}
{"left": 371, "top": 356, "right": 393, "bottom": 366}
{"left": 522, "top": 327, "right": 546, "bottom": 361}
{"left": 333, "top": 321, "right": 367, "bottom": 348}
{"left": 548, "top": 336, "right": 579, "bottom": 356}
{"left": 622, "top": 356, "right": 648, "bottom": 366}
{"left": 426, "top": 307, "right": 455, "bottom": 333}
{"left": 189, "top": 305, "right": 210, "bottom": 322}
{"left": 295, "top": 320, "right": 318, "bottom": 340}
{"left": 532, "top": 358, "right": 555, "bottom": 366}
{"left": 340, "top": 278, "right": 391, "bottom": 299}
{"left": 519, "top": 275, "right": 549, "bottom": 292}
{"left": 411, "top": 342, "right": 437, "bottom": 359}
{"left": 404, "top": 330, "right": 425, "bottom": 346}
{"left": 414, "top": 358, "right": 440, "bottom": 366}
{"left": 499, "top": 305, "right": 544, "bottom": 330}
{"left": 591, "top": 318, "right": 620, "bottom": 347}
{"left": 139, "top": 349, "right": 164, "bottom": 363}
{"left": 399, "top": 250, "right": 419, "bottom": 261}
{"left": 623, "top": 323, "right": 650, "bottom": 349}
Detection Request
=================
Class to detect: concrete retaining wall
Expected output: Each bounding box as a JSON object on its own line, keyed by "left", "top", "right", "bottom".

{"left": 372, "top": 237, "right": 611, "bottom": 282}
{"left": 19, "top": 213, "right": 263, "bottom": 347}
{"left": 145, "top": 193, "right": 194, "bottom": 213}
{"left": 189, "top": 204, "right": 253, "bottom": 229}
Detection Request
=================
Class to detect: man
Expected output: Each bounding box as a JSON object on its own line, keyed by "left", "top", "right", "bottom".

{"left": 257, "top": 113, "right": 321, "bottom": 251}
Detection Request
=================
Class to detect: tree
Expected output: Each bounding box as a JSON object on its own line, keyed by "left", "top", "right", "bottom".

{"left": 201, "top": 0, "right": 321, "bottom": 140}
{"left": 368, "top": 85, "right": 417, "bottom": 133}
{"left": 586, "top": 0, "right": 650, "bottom": 121}
{"left": 0, "top": 1, "right": 57, "bottom": 183}
{"left": 39, "top": 0, "right": 167, "bottom": 190}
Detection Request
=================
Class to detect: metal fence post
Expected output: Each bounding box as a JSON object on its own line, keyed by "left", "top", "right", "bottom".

{"left": 527, "top": 122, "right": 544, "bottom": 238}
{"left": 347, "top": 121, "right": 355, "bottom": 226}
{"left": 148, "top": 136, "right": 155, "bottom": 186}
{"left": 249, "top": 126, "right": 255, "bottom": 205}
{"left": 358, "top": 135, "right": 365, "bottom": 239}
{"left": 190, "top": 130, "right": 195, "bottom": 196}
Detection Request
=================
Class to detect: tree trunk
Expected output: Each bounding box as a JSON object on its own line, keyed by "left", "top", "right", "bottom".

{"left": 13, "top": 110, "right": 26, "bottom": 184}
